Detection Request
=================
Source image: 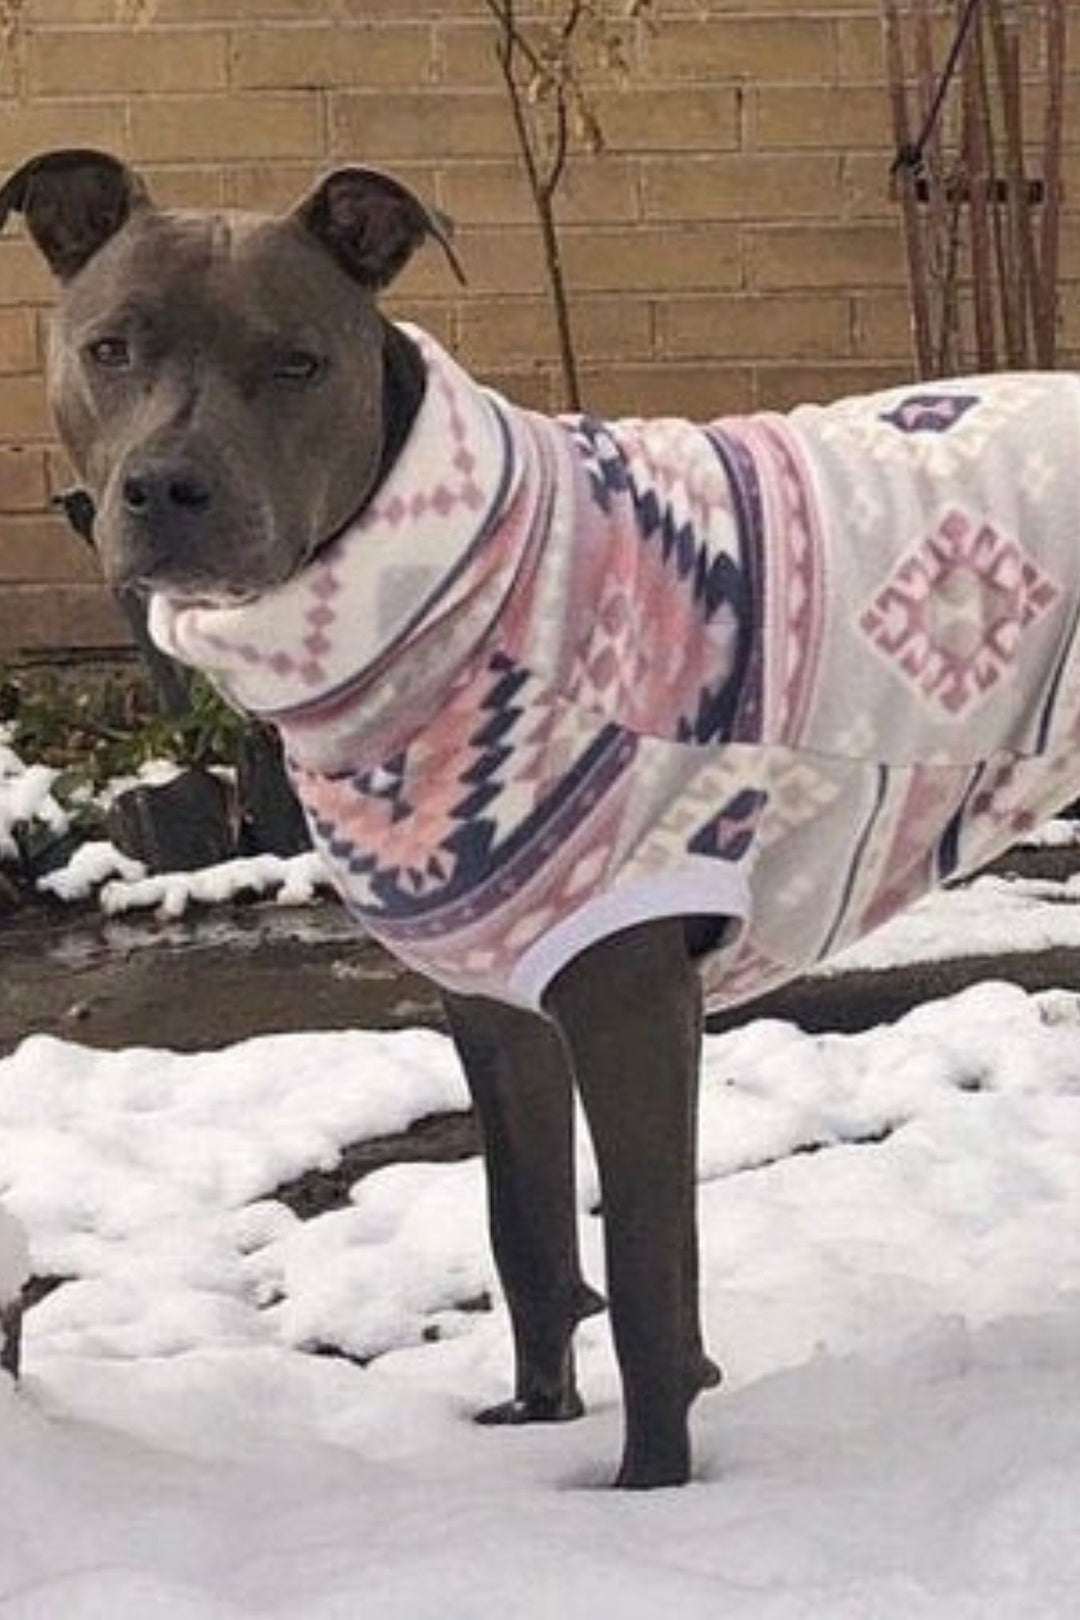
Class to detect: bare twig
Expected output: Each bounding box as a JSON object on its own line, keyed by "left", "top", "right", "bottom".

{"left": 486, "top": 0, "right": 584, "bottom": 408}
{"left": 484, "top": 1, "right": 646, "bottom": 411}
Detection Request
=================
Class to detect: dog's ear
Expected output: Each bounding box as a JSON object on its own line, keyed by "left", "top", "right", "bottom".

{"left": 293, "top": 167, "right": 466, "bottom": 291}
{"left": 0, "top": 149, "right": 149, "bottom": 282}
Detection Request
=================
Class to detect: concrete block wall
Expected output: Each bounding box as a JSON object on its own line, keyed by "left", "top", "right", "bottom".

{"left": 0, "top": 0, "right": 1076, "bottom": 653}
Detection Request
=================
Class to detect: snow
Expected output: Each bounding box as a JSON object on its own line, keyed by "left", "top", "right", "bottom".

{"left": 0, "top": 728, "right": 330, "bottom": 913}
{"left": 4, "top": 983, "right": 1080, "bottom": 1614}
{"left": 0, "top": 1201, "right": 29, "bottom": 1307}
{"left": 1019, "top": 815, "right": 1080, "bottom": 847}
{"left": 37, "top": 839, "right": 147, "bottom": 901}
{"left": 9, "top": 726, "right": 1080, "bottom": 1609}
{"left": 0, "top": 735, "right": 67, "bottom": 861}
{"left": 94, "top": 757, "right": 185, "bottom": 809}
{"left": 97, "top": 851, "right": 334, "bottom": 917}
{"left": 824, "top": 873, "right": 1080, "bottom": 974}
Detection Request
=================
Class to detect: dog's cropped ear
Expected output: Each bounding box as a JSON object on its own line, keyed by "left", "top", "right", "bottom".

{"left": 293, "top": 167, "right": 466, "bottom": 291}
{"left": 0, "top": 149, "right": 149, "bottom": 282}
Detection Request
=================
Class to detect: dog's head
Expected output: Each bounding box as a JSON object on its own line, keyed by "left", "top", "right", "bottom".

{"left": 0, "top": 150, "right": 461, "bottom": 602}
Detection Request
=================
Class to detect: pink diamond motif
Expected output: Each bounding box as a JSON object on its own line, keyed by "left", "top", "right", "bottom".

{"left": 310, "top": 572, "right": 339, "bottom": 600}
{"left": 860, "top": 510, "right": 1060, "bottom": 717}
{"left": 268, "top": 651, "right": 296, "bottom": 677}
{"left": 600, "top": 591, "right": 630, "bottom": 636}
{"left": 588, "top": 646, "right": 618, "bottom": 691}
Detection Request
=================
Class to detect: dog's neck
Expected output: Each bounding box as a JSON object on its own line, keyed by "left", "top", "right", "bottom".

{"left": 312, "top": 318, "right": 427, "bottom": 556}
{"left": 372, "top": 319, "right": 427, "bottom": 498}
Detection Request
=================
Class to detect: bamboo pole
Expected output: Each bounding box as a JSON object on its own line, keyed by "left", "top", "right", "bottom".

{"left": 913, "top": 0, "right": 955, "bottom": 370}
{"left": 882, "top": 0, "right": 936, "bottom": 376}
{"left": 1036, "top": 0, "right": 1066, "bottom": 367}
{"left": 881, "top": 0, "right": 1064, "bottom": 380}
{"left": 988, "top": 0, "right": 1037, "bottom": 367}
{"left": 962, "top": 0, "right": 996, "bottom": 368}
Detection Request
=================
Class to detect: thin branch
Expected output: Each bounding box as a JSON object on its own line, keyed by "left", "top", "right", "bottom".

{"left": 484, "top": 0, "right": 585, "bottom": 409}
{"left": 487, "top": 1, "right": 545, "bottom": 202}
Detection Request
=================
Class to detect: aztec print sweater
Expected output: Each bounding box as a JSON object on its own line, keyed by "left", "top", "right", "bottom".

{"left": 151, "top": 327, "right": 1080, "bottom": 1012}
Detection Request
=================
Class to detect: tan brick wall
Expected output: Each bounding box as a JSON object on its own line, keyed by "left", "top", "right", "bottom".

{"left": 0, "top": 0, "right": 1076, "bottom": 653}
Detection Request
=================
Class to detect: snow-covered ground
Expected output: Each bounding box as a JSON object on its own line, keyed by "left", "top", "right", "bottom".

{"left": 4, "top": 982, "right": 1080, "bottom": 1616}
{"left": 9, "top": 725, "right": 1080, "bottom": 1612}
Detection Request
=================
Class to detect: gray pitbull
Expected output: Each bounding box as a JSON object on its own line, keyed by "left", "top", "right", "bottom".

{"left": 8, "top": 150, "right": 1077, "bottom": 1494}
{"left": 1, "top": 149, "right": 721, "bottom": 1488}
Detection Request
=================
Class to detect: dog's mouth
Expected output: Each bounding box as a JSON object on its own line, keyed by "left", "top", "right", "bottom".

{"left": 140, "top": 578, "right": 264, "bottom": 610}
{"left": 110, "top": 532, "right": 308, "bottom": 606}
{"left": 115, "top": 560, "right": 266, "bottom": 609}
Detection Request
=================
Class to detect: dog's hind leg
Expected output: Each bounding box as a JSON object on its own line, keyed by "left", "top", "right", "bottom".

{"left": 543, "top": 918, "right": 718, "bottom": 1488}
{"left": 442, "top": 990, "right": 605, "bottom": 1425}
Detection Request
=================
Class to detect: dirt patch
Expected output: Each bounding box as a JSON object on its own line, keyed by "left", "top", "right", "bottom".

{"left": 273, "top": 1111, "right": 480, "bottom": 1218}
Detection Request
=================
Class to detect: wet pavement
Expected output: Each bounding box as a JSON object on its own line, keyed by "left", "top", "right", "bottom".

{"left": 3, "top": 839, "right": 1080, "bottom": 1058}
{"left": 0, "top": 897, "right": 443, "bottom": 1055}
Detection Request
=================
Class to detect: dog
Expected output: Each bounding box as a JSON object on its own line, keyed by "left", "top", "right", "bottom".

{"left": 5, "top": 148, "right": 1080, "bottom": 1488}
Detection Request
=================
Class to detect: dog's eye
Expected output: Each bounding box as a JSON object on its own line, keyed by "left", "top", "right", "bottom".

{"left": 86, "top": 336, "right": 131, "bottom": 369}
{"left": 272, "top": 350, "right": 323, "bottom": 385}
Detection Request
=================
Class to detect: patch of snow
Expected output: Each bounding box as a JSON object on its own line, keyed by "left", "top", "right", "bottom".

{"left": 0, "top": 1202, "right": 29, "bottom": 1308}
{"left": 818, "top": 873, "right": 1080, "bottom": 976}
{"left": 93, "top": 757, "right": 186, "bottom": 810}
{"left": 99, "top": 851, "right": 334, "bottom": 917}
{"left": 37, "top": 840, "right": 146, "bottom": 901}
{"left": 0, "top": 737, "right": 68, "bottom": 861}
{"left": 1017, "top": 815, "right": 1080, "bottom": 848}
{"left": 2, "top": 986, "right": 1080, "bottom": 1612}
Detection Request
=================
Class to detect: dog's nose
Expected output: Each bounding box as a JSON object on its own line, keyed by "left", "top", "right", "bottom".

{"left": 122, "top": 466, "right": 213, "bottom": 518}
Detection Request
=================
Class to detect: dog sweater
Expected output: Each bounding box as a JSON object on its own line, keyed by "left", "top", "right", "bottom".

{"left": 150, "top": 327, "right": 1080, "bottom": 1011}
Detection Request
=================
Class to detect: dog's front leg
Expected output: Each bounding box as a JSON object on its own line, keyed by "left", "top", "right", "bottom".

{"left": 543, "top": 918, "right": 717, "bottom": 1488}
{"left": 442, "top": 990, "right": 605, "bottom": 1425}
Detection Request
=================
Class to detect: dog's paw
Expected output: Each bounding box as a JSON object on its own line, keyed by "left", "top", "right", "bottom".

{"left": 474, "top": 1390, "right": 585, "bottom": 1426}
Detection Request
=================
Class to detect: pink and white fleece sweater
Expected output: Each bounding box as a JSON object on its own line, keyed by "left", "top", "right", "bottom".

{"left": 151, "top": 327, "right": 1080, "bottom": 1011}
